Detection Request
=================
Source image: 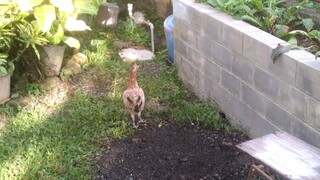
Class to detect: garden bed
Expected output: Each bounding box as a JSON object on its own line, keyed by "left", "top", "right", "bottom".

{"left": 92, "top": 121, "right": 253, "bottom": 179}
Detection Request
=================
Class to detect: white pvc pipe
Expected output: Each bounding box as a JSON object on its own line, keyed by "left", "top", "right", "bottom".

{"left": 148, "top": 21, "right": 155, "bottom": 53}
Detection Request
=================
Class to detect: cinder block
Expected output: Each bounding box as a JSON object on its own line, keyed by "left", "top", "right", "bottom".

{"left": 221, "top": 20, "right": 260, "bottom": 55}
{"left": 193, "top": 87, "right": 206, "bottom": 100}
{"left": 174, "top": 38, "right": 188, "bottom": 59}
{"left": 221, "top": 70, "right": 241, "bottom": 97}
{"left": 221, "top": 21, "right": 243, "bottom": 55}
{"left": 193, "top": 67, "right": 200, "bottom": 87}
{"left": 267, "top": 50, "right": 298, "bottom": 86}
{"left": 173, "top": 0, "right": 193, "bottom": 24}
{"left": 179, "top": 56, "right": 194, "bottom": 82}
{"left": 192, "top": 1, "right": 217, "bottom": 15}
{"left": 265, "top": 100, "right": 292, "bottom": 132}
{"left": 232, "top": 54, "right": 254, "bottom": 85}
{"left": 200, "top": 35, "right": 213, "bottom": 58}
{"left": 243, "top": 30, "right": 286, "bottom": 68}
{"left": 176, "top": 20, "right": 203, "bottom": 50}
{"left": 225, "top": 113, "right": 250, "bottom": 134}
{"left": 186, "top": 3, "right": 203, "bottom": 31}
{"left": 224, "top": 19, "right": 261, "bottom": 33}
{"left": 174, "top": 19, "right": 183, "bottom": 40}
{"left": 251, "top": 111, "right": 279, "bottom": 138}
{"left": 212, "top": 41, "right": 233, "bottom": 70}
{"left": 188, "top": 48, "right": 204, "bottom": 68}
{"left": 296, "top": 57, "right": 320, "bottom": 101}
{"left": 173, "top": 0, "right": 203, "bottom": 30}
{"left": 174, "top": 51, "right": 182, "bottom": 65}
{"left": 202, "top": 10, "right": 233, "bottom": 43}
{"left": 309, "top": 98, "right": 320, "bottom": 131}
{"left": 199, "top": 73, "right": 212, "bottom": 99}
{"left": 230, "top": 96, "right": 252, "bottom": 128}
{"left": 291, "top": 117, "right": 320, "bottom": 149}
{"left": 278, "top": 81, "right": 309, "bottom": 120}
{"left": 203, "top": 58, "right": 220, "bottom": 84}
{"left": 210, "top": 82, "right": 231, "bottom": 111}
{"left": 253, "top": 67, "right": 279, "bottom": 101}
{"left": 241, "top": 83, "right": 266, "bottom": 115}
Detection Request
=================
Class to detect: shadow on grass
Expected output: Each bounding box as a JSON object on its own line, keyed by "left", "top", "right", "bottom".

{"left": 0, "top": 86, "right": 132, "bottom": 179}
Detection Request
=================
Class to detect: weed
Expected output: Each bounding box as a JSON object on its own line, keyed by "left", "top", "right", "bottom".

{"left": 25, "top": 82, "right": 43, "bottom": 96}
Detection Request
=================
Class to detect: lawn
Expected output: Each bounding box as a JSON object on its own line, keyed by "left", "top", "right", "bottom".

{"left": 0, "top": 15, "right": 234, "bottom": 179}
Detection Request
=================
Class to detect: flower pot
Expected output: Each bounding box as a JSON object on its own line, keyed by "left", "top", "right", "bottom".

{"left": 95, "top": 2, "right": 119, "bottom": 28}
{"left": 0, "top": 74, "right": 10, "bottom": 104}
{"left": 39, "top": 44, "right": 66, "bottom": 77}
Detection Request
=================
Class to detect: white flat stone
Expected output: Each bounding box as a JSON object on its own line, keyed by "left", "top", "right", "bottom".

{"left": 119, "top": 48, "right": 154, "bottom": 61}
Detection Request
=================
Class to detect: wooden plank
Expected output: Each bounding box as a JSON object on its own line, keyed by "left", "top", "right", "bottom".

{"left": 237, "top": 131, "right": 320, "bottom": 180}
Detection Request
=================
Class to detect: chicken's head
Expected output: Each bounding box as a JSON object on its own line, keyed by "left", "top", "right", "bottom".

{"left": 131, "top": 63, "right": 139, "bottom": 73}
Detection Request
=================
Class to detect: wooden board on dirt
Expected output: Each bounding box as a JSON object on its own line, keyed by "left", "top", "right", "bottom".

{"left": 237, "top": 131, "right": 320, "bottom": 180}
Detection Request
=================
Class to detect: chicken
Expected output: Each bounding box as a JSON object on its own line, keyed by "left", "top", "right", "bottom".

{"left": 123, "top": 63, "right": 145, "bottom": 128}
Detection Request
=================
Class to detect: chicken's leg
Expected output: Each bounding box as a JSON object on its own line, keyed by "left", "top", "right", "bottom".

{"left": 131, "top": 114, "right": 138, "bottom": 128}
{"left": 138, "top": 112, "right": 145, "bottom": 123}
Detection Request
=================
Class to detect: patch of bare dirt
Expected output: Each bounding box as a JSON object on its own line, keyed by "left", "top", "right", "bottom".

{"left": 92, "top": 121, "right": 256, "bottom": 180}
{"left": 66, "top": 67, "right": 111, "bottom": 97}
{"left": 297, "top": 35, "right": 320, "bottom": 55}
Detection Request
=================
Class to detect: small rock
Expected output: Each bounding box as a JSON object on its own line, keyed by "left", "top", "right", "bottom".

{"left": 10, "top": 93, "right": 20, "bottom": 99}
{"left": 132, "top": 137, "right": 141, "bottom": 143}
{"left": 179, "top": 174, "right": 186, "bottom": 180}
{"left": 61, "top": 59, "right": 81, "bottom": 75}
{"left": 7, "top": 96, "right": 32, "bottom": 107}
{"left": 72, "top": 52, "right": 88, "bottom": 65}
{"left": 222, "top": 142, "right": 233, "bottom": 146}
{"left": 182, "top": 157, "right": 188, "bottom": 162}
{"left": 39, "top": 76, "right": 62, "bottom": 90}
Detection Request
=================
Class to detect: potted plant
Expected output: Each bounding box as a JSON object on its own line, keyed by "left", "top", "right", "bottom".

{"left": 0, "top": 58, "right": 14, "bottom": 104}
{"left": 0, "top": 1, "right": 45, "bottom": 102}
{"left": 13, "top": 0, "right": 99, "bottom": 77}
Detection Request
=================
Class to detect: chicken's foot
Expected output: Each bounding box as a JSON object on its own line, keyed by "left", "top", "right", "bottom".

{"left": 137, "top": 112, "right": 147, "bottom": 127}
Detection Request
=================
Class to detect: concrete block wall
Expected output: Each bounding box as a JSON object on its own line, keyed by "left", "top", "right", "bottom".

{"left": 173, "top": 0, "right": 320, "bottom": 148}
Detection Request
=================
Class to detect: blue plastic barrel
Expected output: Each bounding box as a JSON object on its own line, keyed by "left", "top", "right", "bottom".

{"left": 164, "top": 15, "right": 174, "bottom": 63}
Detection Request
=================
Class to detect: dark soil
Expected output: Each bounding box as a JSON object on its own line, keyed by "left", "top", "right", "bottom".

{"left": 92, "top": 120, "right": 256, "bottom": 180}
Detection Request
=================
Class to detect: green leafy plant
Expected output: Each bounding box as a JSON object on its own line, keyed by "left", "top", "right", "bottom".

{"left": 204, "top": 0, "right": 320, "bottom": 55}
{"left": 0, "top": 1, "right": 47, "bottom": 75}
{"left": 0, "top": 58, "right": 14, "bottom": 76}
{"left": 16, "top": 0, "right": 97, "bottom": 49}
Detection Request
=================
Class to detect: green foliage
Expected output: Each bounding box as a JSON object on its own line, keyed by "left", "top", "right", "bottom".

{"left": 0, "top": 58, "right": 14, "bottom": 76}
{"left": 202, "top": 0, "right": 320, "bottom": 54}
{"left": 17, "top": 0, "right": 93, "bottom": 49}
{"left": 114, "top": 20, "right": 151, "bottom": 46}
{"left": 0, "top": 1, "right": 46, "bottom": 74}
{"left": 0, "top": 0, "right": 105, "bottom": 77}
{"left": 171, "top": 100, "right": 228, "bottom": 130}
{"left": 25, "top": 83, "right": 43, "bottom": 96}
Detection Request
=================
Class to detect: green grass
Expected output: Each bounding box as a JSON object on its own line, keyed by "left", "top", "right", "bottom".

{"left": 0, "top": 17, "right": 236, "bottom": 179}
